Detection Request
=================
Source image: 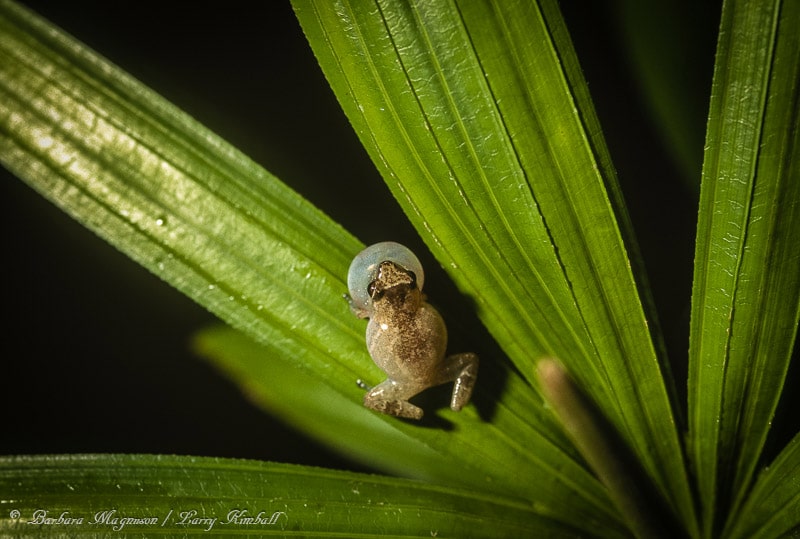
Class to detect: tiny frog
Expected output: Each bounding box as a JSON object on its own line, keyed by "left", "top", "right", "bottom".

{"left": 346, "top": 241, "right": 478, "bottom": 420}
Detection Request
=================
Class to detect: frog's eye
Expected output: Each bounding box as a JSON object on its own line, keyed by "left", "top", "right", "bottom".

{"left": 348, "top": 242, "right": 424, "bottom": 309}
{"left": 367, "top": 280, "right": 383, "bottom": 301}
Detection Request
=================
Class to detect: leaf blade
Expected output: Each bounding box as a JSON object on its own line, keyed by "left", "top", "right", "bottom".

{"left": 0, "top": 454, "right": 581, "bottom": 537}
{"left": 688, "top": 0, "right": 800, "bottom": 534}
{"left": 294, "top": 0, "right": 695, "bottom": 529}
{"left": 725, "top": 432, "right": 800, "bottom": 539}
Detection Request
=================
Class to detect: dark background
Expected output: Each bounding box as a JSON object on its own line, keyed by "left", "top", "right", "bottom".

{"left": 4, "top": 1, "right": 793, "bottom": 471}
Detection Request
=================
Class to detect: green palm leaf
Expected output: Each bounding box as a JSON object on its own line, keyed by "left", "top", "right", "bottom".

{"left": 687, "top": 0, "right": 800, "bottom": 535}
{"left": 725, "top": 432, "right": 800, "bottom": 538}
{"left": 293, "top": 0, "right": 694, "bottom": 529}
{"left": 0, "top": 454, "right": 579, "bottom": 537}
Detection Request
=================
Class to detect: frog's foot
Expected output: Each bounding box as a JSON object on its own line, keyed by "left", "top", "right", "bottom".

{"left": 365, "top": 397, "right": 423, "bottom": 420}
{"left": 439, "top": 353, "right": 479, "bottom": 412}
{"left": 363, "top": 379, "right": 424, "bottom": 420}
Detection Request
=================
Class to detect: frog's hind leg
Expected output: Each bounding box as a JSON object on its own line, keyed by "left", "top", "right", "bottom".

{"left": 437, "top": 353, "right": 479, "bottom": 412}
{"left": 363, "top": 379, "right": 425, "bottom": 420}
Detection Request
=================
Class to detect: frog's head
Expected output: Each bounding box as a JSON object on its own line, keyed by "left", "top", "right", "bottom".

{"left": 347, "top": 241, "right": 424, "bottom": 313}
{"left": 369, "top": 260, "right": 418, "bottom": 302}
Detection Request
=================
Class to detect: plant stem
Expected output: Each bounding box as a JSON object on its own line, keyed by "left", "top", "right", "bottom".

{"left": 536, "top": 359, "right": 684, "bottom": 539}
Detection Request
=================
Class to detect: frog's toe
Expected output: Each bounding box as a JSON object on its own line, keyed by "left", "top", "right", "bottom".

{"left": 364, "top": 395, "right": 423, "bottom": 420}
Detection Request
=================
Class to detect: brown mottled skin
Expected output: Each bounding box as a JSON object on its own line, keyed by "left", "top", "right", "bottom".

{"left": 349, "top": 261, "right": 478, "bottom": 420}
